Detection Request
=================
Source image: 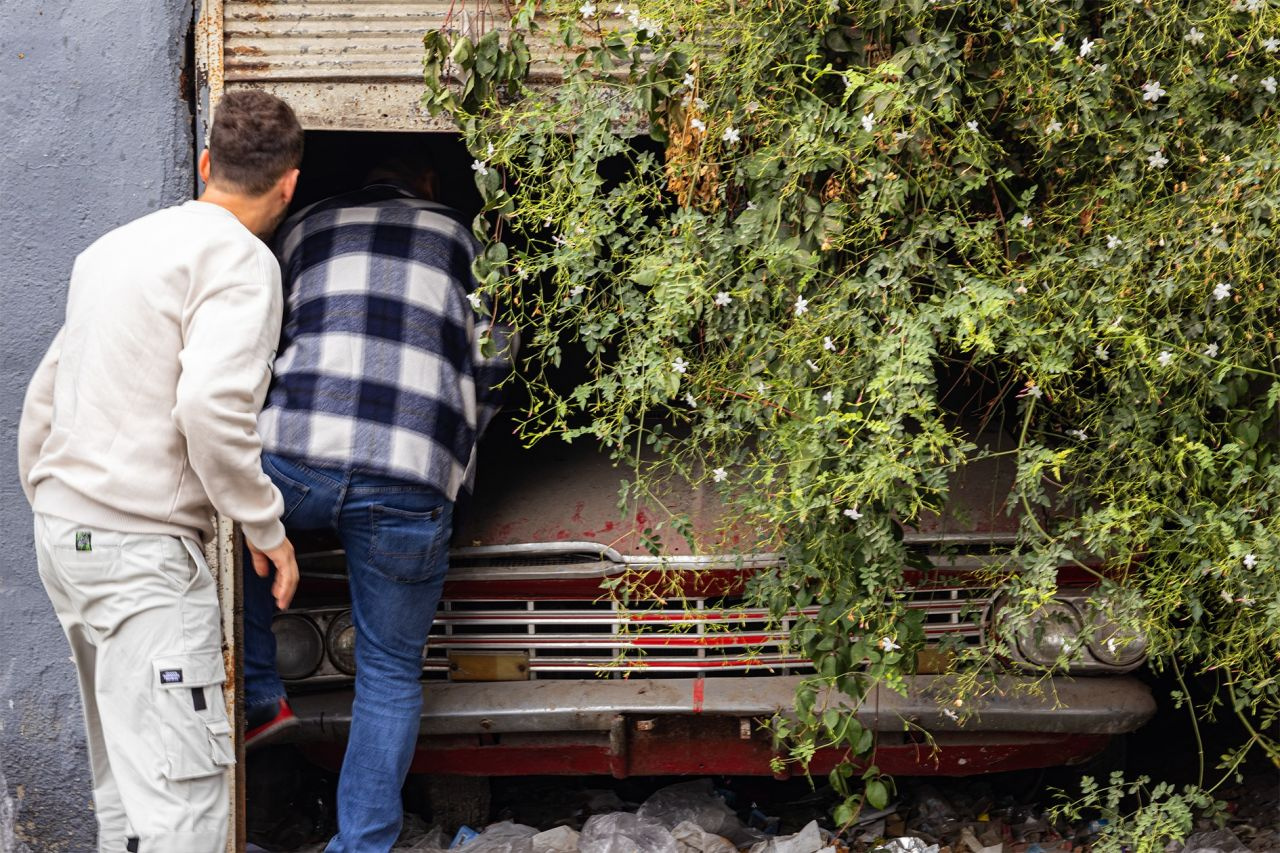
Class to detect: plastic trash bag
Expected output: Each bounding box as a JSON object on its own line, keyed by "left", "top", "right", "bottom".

{"left": 579, "top": 812, "right": 679, "bottom": 853}
{"left": 400, "top": 825, "right": 449, "bottom": 851}
{"left": 872, "top": 839, "right": 940, "bottom": 853}
{"left": 747, "top": 820, "right": 827, "bottom": 853}
{"left": 636, "top": 780, "right": 742, "bottom": 836}
{"left": 458, "top": 821, "right": 539, "bottom": 853}
{"left": 1181, "top": 829, "right": 1249, "bottom": 853}
{"left": 531, "top": 826, "right": 581, "bottom": 853}
{"left": 671, "top": 820, "right": 738, "bottom": 853}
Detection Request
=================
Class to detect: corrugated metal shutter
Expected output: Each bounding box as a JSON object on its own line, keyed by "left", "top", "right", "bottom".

{"left": 222, "top": 0, "right": 576, "bottom": 132}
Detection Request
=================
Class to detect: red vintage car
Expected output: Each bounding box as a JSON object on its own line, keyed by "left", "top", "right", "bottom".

{"left": 268, "top": 431, "right": 1155, "bottom": 790}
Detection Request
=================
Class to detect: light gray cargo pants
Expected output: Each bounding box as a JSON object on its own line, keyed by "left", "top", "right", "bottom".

{"left": 33, "top": 514, "right": 232, "bottom": 853}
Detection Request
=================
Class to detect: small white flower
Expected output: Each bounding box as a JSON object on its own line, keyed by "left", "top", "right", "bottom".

{"left": 685, "top": 392, "right": 697, "bottom": 409}
{"left": 682, "top": 72, "right": 695, "bottom": 88}
{"left": 878, "top": 636, "right": 901, "bottom": 652}
{"left": 1092, "top": 63, "right": 1109, "bottom": 74}
{"left": 694, "top": 96, "right": 708, "bottom": 111}
{"left": 1106, "top": 637, "right": 1119, "bottom": 655}
{"left": 1204, "top": 342, "right": 1220, "bottom": 358}
{"left": 516, "top": 266, "right": 530, "bottom": 280}
{"left": 1186, "top": 27, "right": 1205, "bottom": 45}
{"left": 794, "top": 295, "right": 809, "bottom": 315}
{"left": 1229, "top": 73, "right": 1240, "bottom": 85}
{"left": 1015, "top": 284, "right": 1028, "bottom": 295}
{"left": 1020, "top": 214, "right": 1033, "bottom": 229}
{"left": 722, "top": 125, "right": 740, "bottom": 145}
{"left": 552, "top": 235, "right": 568, "bottom": 246}
{"left": 1001, "top": 19, "right": 1014, "bottom": 33}
{"left": 569, "top": 284, "right": 585, "bottom": 298}
{"left": 1067, "top": 428, "right": 1088, "bottom": 440}
{"left": 822, "top": 390, "right": 835, "bottom": 404}
{"left": 690, "top": 118, "right": 706, "bottom": 133}
{"left": 1046, "top": 120, "right": 1064, "bottom": 134}
{"left": 1106, "top": 234, "right": 1122, "bottom": 249}
{"left": 712, "top": 467, "right": 728, "bottom": 483}
{"left": 745, "top": 200, "right": 758, "bottom": 211}
{"left": 1147, "top": 149, "right": 1169, "bottom": 169}
{"left": 893, "top": 130, "right": 911, "bottom": 142}
{"left": 966, "top": 119, "right": 980, "bottom": 132}
{"left": 1265, "top": 37, "right": 1280, "bottom": 53}
{"left": 672, "top": 357, "right": 689, "bottom": 374}
{"left": 635, "top": 18, "right": 660, "bottom": 37}
{"left": 1049, "top": 38, "right": 1064, "bottom": 54}
{"left": 471, "top": 159, "right": 489, "bottom": 176}
{"left": 1214, "top": 281, "right": 1233, "bottom": 301}
{"left": 1079, "top": 38, "right": 1095, "bottom": 57}
{"left": 466, "top": 292, "right": 483, "bottom": 310}
{"left": 614, "top": 3, "right": 626, "bottom": 14}
{"left": 805, "top": 359, "right": 820, "bottom": 372}
{"left": 1141, "top": 80, "right": 1167, "bottom": 102}
{"left": 1262, "top": 76, "right": 1277, "bottom": 94}
{"left": 861, "top": 112, "right": 875, "bottom": 133}
{"left": 1244, "top": 553, "right": 1258, "bottom": 569}
{"left": 823, "top": 336, "right": 837, "bottom": 352}
{"left": 941, "top": 707, "right": 960, "bottom": 722}
{"left": 714, "top": 291, "right": 732, "bottom": 307}
{"left": 1158, "top": 350, "right": 1173, "bottom": 367}
{"left": 843, "top": 507, "right": 863, "bottom": 521}
{"left": 580, "top": 1, "right": 596, "bottom": 17}
{"left": 1221, "top": 589, "right": 1234, "bottom": 604}
{"left": 1023, "top": 381, "right": 1044, "bottom": 399}
{"left": 1095, "top": 344, "right": 1109, "bottom": 361}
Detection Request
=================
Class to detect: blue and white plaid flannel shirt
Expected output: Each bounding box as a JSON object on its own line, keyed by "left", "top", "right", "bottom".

{"left": 257, "top": 183, "right": 517, "bottom": 500}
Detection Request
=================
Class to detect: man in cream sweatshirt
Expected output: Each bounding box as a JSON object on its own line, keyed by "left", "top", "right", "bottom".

{"left": 16, "top": 90, "right": 304, "bottom": 853}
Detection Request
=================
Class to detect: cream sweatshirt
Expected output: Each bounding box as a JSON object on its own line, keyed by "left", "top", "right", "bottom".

{"left": 18, "top": 200, "right": 286, "bottom": 549}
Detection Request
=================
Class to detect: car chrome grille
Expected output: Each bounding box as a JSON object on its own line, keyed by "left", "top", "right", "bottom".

{"left": 282, "top": 586, "right": 991, "bottom": 684}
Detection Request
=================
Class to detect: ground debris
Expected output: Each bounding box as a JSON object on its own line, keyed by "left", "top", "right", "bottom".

{"left": 248, "top": 770, "right": 1279, "bottom": 853}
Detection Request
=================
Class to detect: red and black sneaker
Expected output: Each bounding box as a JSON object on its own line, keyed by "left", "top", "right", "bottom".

{"left": 245, "top": 698, "right": 300, "bottom": 752}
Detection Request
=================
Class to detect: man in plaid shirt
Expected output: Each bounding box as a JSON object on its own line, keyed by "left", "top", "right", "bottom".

{"left": 241, "top": 152, "right": 517, "bottom": 852}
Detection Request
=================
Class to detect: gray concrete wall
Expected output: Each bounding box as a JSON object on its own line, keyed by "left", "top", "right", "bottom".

{"left": 0, "top": 1, "right": 194, "bottom": 847}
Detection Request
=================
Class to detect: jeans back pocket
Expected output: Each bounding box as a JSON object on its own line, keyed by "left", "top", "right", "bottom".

{"left": 368, "top": 503, "right": 450, "bottom": 584}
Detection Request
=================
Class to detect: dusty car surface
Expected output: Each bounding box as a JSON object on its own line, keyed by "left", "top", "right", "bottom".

{"left": 268, "top": 432, "right": 1156, "bottom": 781}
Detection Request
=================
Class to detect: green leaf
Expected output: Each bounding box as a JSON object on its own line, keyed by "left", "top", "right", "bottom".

{"left": 865, "top": 779, "right": 889, "bottom": 810}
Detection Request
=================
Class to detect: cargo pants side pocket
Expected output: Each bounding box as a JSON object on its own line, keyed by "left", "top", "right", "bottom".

{"left": 152, "top": 651, "right": 235, "bottom": 781}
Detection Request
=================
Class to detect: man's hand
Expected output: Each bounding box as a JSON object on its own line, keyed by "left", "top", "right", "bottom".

{"left": 247, "top": 535, "right": 299, "bottom": 611}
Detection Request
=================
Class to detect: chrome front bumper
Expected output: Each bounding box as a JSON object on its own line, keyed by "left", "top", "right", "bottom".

{"left": 288, "top": 674, "right": 1155, "bottom": 739}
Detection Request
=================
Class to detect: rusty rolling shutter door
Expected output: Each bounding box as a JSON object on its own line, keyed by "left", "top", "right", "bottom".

{"left": 222, "top": 0, "right": 576, "bottom": 132}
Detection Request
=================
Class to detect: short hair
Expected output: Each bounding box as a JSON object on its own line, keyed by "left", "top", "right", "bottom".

{"left": 208, "top": 90, "right": 304, "bottom": 195}
{"left": 365, "top": 143, "right": 438, "bottom": 200}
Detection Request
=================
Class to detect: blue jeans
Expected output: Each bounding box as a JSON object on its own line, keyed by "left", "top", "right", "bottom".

{"left": 243, "top": 453, "right": 452, "bottom": 853}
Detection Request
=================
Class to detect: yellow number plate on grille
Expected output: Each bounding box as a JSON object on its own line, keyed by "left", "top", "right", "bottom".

{"left": 447, "top": 651, "right": 531, "bottom": 682}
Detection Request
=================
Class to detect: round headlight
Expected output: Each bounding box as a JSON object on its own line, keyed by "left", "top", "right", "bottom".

{"left": 272, "top": 614, "right": 324, "bottom": 680}
{"left": 1013, "top": 599, "right": 1084, "bottom": 667}
{"left": 326, "top": 610, "right": 357, "bottom": 675}
{"left": 1087, "top": 616, "right": 1147, "bottom": 667}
